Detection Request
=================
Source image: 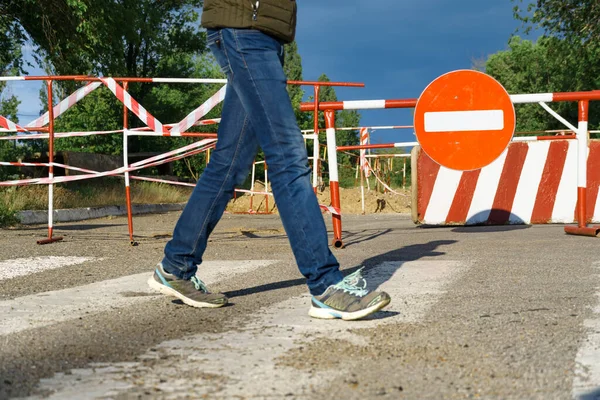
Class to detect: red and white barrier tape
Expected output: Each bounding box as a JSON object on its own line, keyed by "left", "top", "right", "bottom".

{"left": 359, "top": 127, "right": 371, "bottom": 178}
{"left": 0, "top": 161, "right": 49, "bottom": 167}
{"left": 364, "top": 159, "right": 406, "bottom": 196}
{"left": 170, "top": 85, "right": 227, "bottom": 134}
{"left": 129, "top": 138, "right": 216, "bottom": 168}
{"left": 100, "top": 77, "right": 168, "bottom": 134}
{"left": 0, "top": 116, "right": 27, "bottom": 132}
{"left": 0, "top": 130, "right": 123, "bottom": 140}
{"left": 234, "top": 188, "right": 272, "bottom": 196}
{"left": 130, "top": 175, "right": 196, "bottom": 187}
{"left": 0, "top": 139, "right": 216, "bottom": 187}
{"left": 26, "top": 82, "right": 102, "bottom": 128}
{"left": 320, "top": 204, "right": 341, "bottom": 215}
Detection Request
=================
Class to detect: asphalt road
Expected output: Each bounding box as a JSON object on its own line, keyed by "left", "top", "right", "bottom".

{"left": 1, "top": 211, "right": 599, "bottom": 399}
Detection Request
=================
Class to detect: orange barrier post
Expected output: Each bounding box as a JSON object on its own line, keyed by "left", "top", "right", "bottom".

{"left": 565, "top": 100, "right": 600, "bottom": 236}
{"left": 324, "top": 110, "right": 343, "bottom": 248}
{"left": 37, "top": 80, "right": 63, "bottom": 245}
{"left": 122, "top": 81, "right": 137, "bottom": 246}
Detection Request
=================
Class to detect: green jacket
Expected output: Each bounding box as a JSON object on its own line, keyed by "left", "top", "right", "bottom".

{"left": 201, "top": 0, "right": 297, "bottom": 43}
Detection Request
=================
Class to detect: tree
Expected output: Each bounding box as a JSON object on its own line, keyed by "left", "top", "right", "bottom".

{"left": 3, "top": 0, "right": 211, "bottom": 160}
{"left": 1, "top": 0, "right": 206, "bottom": 77}
{"left": 284, "top": 41, "right": 309, "bottom": 129}
{"left": 0, "top": 15, "right": 27, "bottom": 179}
{"left": 513, "top": 0, "right": 600, "bottom": 51}
{"left": 485, "top": 36, "right": 600, "bottom": 135}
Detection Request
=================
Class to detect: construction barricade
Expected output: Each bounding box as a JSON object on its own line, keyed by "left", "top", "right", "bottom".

{"left": 0, "top": 75, "right": 364, "bottom": 244}
{"left": 413, "top": 138, "right": 600, "bottom": 225}
{"left": 301, "top": 84, "right": 600, "bottom": 244}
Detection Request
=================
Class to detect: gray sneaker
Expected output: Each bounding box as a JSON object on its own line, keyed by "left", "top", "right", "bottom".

{"left": 309, "top": 268, "right": 391, "bottom": 321}
{"left": 148, "top": 263, "right": 228, "bottom": 308}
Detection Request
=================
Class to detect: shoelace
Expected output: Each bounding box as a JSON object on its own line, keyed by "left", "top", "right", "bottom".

{"left": 191, "top": 276, "right": 209, "bottom": 293}
{"left": 334, "top": 267, "right": 369, "bottom": 297}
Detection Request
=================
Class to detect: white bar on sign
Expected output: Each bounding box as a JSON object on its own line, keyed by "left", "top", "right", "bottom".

{"left": 424, "top": 110, "right": 504, "bottom": 132}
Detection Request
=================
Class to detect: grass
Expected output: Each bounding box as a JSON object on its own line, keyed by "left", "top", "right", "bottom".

{"left": 0, "top": 179, "right": 193, "bottom": 213}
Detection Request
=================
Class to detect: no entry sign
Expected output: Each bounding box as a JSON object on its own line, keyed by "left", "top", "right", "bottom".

{"left": 414, "top": 70, "right": 516, "bottom": 171}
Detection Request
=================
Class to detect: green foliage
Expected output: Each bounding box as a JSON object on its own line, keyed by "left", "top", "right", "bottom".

{"left": 3, "top": 0, "right": 209, "bottom": 159}
{"left": 1, "top": 0, "right": 205, "bottom": 76}
{"left": 1, "top": 2, "right": 357, "bottom": 188}
{"left": 284, "top": 42, "right": 309, "bottom": 128}
{"left": 513, "top": 0, "right": 600, "bottom": 52}
{"left": 0, "top": 14, "right": 27, "bottom": 180}
{"left": 53, "top": 89, "right": 123, "bottom": 154}
{"left": 484, "top": 36, "right": 600, "bottom": 134}
{"left": 0, "top": 201, "right": 19, "bottom": 227}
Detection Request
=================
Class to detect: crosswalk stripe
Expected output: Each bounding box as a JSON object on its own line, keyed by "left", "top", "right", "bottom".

{"left": 572, "top": 262, "right": 600, "bottom": 399}
{"left": 0, "top": 257, "right": 94, "bottom": 281}
{"left": 25, "top": 260, "right": 465, "bottom": 399}
{"left": 0, "top": 260, "right": 276, "bottom": 336}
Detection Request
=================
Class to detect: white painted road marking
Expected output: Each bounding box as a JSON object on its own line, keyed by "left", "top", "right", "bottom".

{"left": 0, "top": 257, "right": 94, "bottom": 281}
{"left": 24, "top": 260, "right": 465, "bottom": 399}
{"left": 572, "top": 262, "right": 600, "bottom": 399}
{"left": 0, "top": 260, "right": 276, "bottom": 336}
{"left": 424, "top": 110, "right": 504, "bottom": 132}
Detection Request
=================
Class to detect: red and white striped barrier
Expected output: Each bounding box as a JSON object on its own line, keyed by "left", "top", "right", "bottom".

{"left": 0, "top": 116, "right": 27, "bottom": 132}
{"left": 320, "top": 204, "right": 341, "bottom": 215}
{"left": 324, "top": 110, "right": 343, "bottom": 248}
{"left": 169, "top": 85, "right": 226, "bottom": 134}
{"left": 26, "top": 82, "right": 102, "bottom": 128}
{"left": 100, "top": 78, "right": 169, "bottom": 134}
{"left": 414, "top": 140, "right": 600, "bottom": 225}
{"left": 359, "top": 127, "right": 370, "bottom": 178}
{"left": 0, "top": 138, "right": 217, "bottom": 187}
{"left": 300, "top": 91, "right": 600, "bottom": 112}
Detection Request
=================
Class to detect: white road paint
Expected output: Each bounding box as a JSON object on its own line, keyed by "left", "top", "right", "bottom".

{"left": 572, "top": 262, "right": 600, "bottom": 399}
{"left": 25, "top": 260, "right": 465, "bottom": 399}
{"left": 424, "top": 110, "right": 504, "bottom": 132}
{"left": 0, "top": 256, "right": 94, "bottom": 281}
{"left": 0, "top": 260, "right": 275, "bottom": 336}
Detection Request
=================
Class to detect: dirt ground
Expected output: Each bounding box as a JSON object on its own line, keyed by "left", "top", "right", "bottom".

{"left": 226, "top": 183, "right": 412, "bottom": 215}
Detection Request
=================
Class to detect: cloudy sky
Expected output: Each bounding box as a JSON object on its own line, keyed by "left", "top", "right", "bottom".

{"left": 8, "top": 0, "right": 538, "bottom": 144}
{"left": 294, "top": 0, "right": 538, "bottom": 143}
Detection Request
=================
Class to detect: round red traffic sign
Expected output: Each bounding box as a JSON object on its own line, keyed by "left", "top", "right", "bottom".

{"left": 414, "top": 70, "right": 516, "bottom": 171}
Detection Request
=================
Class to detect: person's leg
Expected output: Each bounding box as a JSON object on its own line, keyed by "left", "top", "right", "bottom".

{"left": 216, "top": 28, "right": 390, "bottom": 320}
{"left": 149, "top": 30, "right": 261, "bottom": 307}
{"left": 161, "top": 82, "right": 260, "bottom": 279}
{"left": 214, "top": 28, "right": 343, "bottom": 295}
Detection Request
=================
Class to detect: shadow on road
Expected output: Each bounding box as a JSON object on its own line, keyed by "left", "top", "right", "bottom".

{"left": 341, "top": 228, "right": 393, "bottom": 248}
{"left": 225, "top": 240, "right": 457, "bottom": 300}
{"left": 419, "top": 210, "right": 532, "bottom": 233}
{"left": 359, "top": 240, "right": 458, "bottom": 291}
{"left": 451, "top": 224, "right": 530, "bottom": 233}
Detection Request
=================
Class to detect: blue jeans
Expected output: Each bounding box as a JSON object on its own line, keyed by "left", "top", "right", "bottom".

{"left": 162, "top": 28, "right": 343, "bottom": 295}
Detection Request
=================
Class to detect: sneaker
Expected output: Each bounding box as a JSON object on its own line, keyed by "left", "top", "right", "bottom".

{"left": 148, "top": 263, "right": 228, "bottom": 308}
{"left": 309, "top": 268, "right": 391, "bottom": 321}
